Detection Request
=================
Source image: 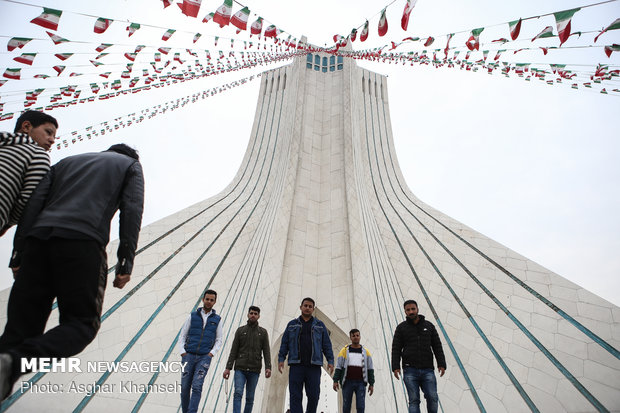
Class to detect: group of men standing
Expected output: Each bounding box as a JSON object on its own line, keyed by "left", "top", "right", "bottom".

{"left": 179, "top": 295, "right": 446, "bottom": 413}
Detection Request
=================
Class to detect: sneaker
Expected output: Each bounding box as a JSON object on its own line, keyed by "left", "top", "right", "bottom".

{"left": 0, "top": 353, "right": 14, "bottom": 400}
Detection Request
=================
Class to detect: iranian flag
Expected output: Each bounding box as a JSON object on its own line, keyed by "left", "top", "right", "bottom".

{"left": 193, "top": 33, "right": 202, "bottom": 43}
{"left": 30, "top": 7, "right": 62, "bottom": 31}
{"left": 378, "top": 8, "right": 388, "bottom": 37}
{"left": 124, "top": 53, "right": 137, "bottom": 61}
{"left": 251, "top": 17, "right": 263, "bottom": 36}
{"left": 482, "top": 50, "right": 489, "bottom": 60}
{"left": 178, "top": 0, "right": 202, "bottom": 17}
{"left": 444, "top": 33, "right": 453, "bottom": 57}
{"left": 54, "top": 53, "right": 73, "bottom": 61}
{"left": 94, "top": 18, "right": 113, "bottom": 34}
{"left": 214, "top": 36, "right": 219, "bottom": 46}
{"left": 554, "top": 8, "right": 580, "bottom": 46}
{"left": 466, "top": 27, "right": 484, "bottom": 51}
{"left": 494, "top": 50, "right": 505, "bottom": 61}
{"left": 531, "top": 26, "right": 554, "bottom": 42}
{"left": 594, "top": 18, "right": 620, "bottom": 43}
{"left": 90, "top": 60, "right": 104, "bottom": 67}
{"left": 7, "top": 37, "right": 32, "bottom": 52}
{"left": 350, "top": 28, "right": 357, "bottom": 42}
{"left": 158, "top": 47, "right": 171, "bottom": 54}
{"left": 96, "top": 43, "right": 112, "bottom": 52}
{"left": 3, "top": 68, "right": 21, "bottom": 80}
{"left": 53, "top": 65, "right": 65, "bottom": 75}
{"left": 14, "top": 53, "right": 36, "bottom": 65}
{"left": 162, "top": 29, "right": 176, "bottom": 41}
{"left": 509, "top": 18, "right": 522, "bottom": 40}
{"left": 231, "top": 7, "right": 250, "bottom": 31}
{"left": 99, "top": 72, "right": 111, "bottom": 78}
{"left": 127, "top": 23, "right": 140, "bottom": 37}
{"left": 154, "top": 52, "right": 161, "bottom": 62}
{"left": 604, "top": 44, "right": 620, "bottom": 58}
{"left": 162, "top": 0, "right": 171, "bottom": 8}
{"left": 360, "top": 20, "right": 369, "bottom": 42}
{"left": 264, "top": 25, "right": 278, "bottom": 38}
{"left": 213, "top": 0, "right": 233, "bottom": 28}
{"left": 424, "top": 36, "right": 434, "bottom": 47}
{"left": 401, "top": 0, "right": 417, "bottom": 31}
{"left": 203, "top": 12, "right": 215, "bottom": 23}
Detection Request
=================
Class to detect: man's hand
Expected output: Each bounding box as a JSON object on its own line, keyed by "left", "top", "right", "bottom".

{"left": 368, "top": 385, "right": 374, "bottom": 396}
{"left": 265, "top": 369, "right": 271, "bottom": 378}
{"left": 438, "top": 367, "right": 445, "bottom": 377}
{"left": 113, "top": 273, "right": 131, "bottom": 289}
{"left": 278, "top": 362, "right": 284, "bottom": 373}
{"left": 223, "top": 369, "right": 230, "bottom": 380}
{"left": 181, "top": 352, "right": 187, "bottom": 357}
{"left": 332, "top": 382, "right": 339, "bottom": 392}
{"left": 393, "top": 369, "right": 401, "bottom": 380}
{"left": 208, "top": 353, "right": 213, "bottom": 357}
{"left": 327, "top": 364, "right": 334, "bottom": 375}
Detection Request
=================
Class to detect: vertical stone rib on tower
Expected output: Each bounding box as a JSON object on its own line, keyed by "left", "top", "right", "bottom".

{"left": 1, "top": 48, "right": 619, "bottom": 413}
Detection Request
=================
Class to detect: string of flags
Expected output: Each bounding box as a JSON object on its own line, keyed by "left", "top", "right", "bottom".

{"left": 51, "top": 72, "right": 261, "bottom": 150}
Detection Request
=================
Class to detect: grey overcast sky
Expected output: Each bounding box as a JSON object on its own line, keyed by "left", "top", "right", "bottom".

{"left": 1, "top": 0, "right": 619, "bottom": 306}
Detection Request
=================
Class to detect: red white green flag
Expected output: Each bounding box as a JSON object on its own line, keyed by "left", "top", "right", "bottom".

{"left": 360, "top": 20, "right": 369, "bottom": 42}
{"left": 193, "top": 33, "right": 202, "bottom": 43}
{"left": 424, "top": 36, "right": 434, "bottom": 47}
{"left": 401, "top": 0, "right": 417, "bottom": 31}
{"left": 7, "top": 37, "right": 32, "bottom": 52}
{"left": 231, "top": 7, "right": 250, "bottom": 31}
{"left": 94, "top": 18, "right": 113, "bottom": 34}
{"left": 350, "top": 28, "right": 357, "bottom": 42}
{"left": 531, "top": 26, "right": 554, "bottom": 42}
{"left": 127, "top": 23, "right": 140, "bottom": 37}
{"left": 3, "top": 68, "right": 21, "bottom": 80}
{"left": 213, "top": 0, "right": 233, "bottom": 28}
{"left": 13, "top": 53, "right": 36, "bottom": 65}
{"left": 162, "top": 29, "right": 176, "bottom": 41}
{"left": 250, "top": 17, "right": 263, "bottom": 36}
{"left": 96, "top": 43, "right": 112, "bottom": 52}
{"left": 30, "top": 7, "right": 62, "bottom": 31}
{"left": 553, "top": 8, "right": 580, "bottom": 46}
{"left": 378, "top": 8, "right": 388, "bottom": 37}
{"left": 46, "top": 31, "right": 69, "bottom": 45}
{"left": 124, "top": 52, "right": 137, "bottom": 61}
{"left": 444, "top": 33, "right": 454, "bottom": 57}
{"left": 158, "top": 47, "right": 171, "bottom": 54}
{"left": 90, "top": 60, "right": 104, "bottom": 67}
{"left": 594, "top": 18, "right": 620, "bottom": 43}
{"left": 53, "top": 65, "right": 65, "bottom": 75}
{"left": 202, "top": 12, "right": 214, "bottom": 23}
{"left": 178, "top": 0, "right": 202, "bottom": 17}
{"left": 604, "top": 44, "right": 620, "bottom": 58}
{"left": 465, "top": 27, "right": 484, "bottom": 50}
{"left": 509, "top": 18, "right": 522, "bottom": 40}
{"left": 54, "top": 53, "right": 73, "bottom": 61}
{"left": 264, "top": 25, "right": 279, "bottom": 38}
{"left": 162, "top": 0, "right": 171, "bottom": 8}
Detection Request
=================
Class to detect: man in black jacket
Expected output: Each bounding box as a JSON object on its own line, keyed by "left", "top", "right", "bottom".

{"left": 0, "top": 144, "right": 144, "bottom": 400}
{"left": 392, "top": 300, "right": 446, "bottom": 413}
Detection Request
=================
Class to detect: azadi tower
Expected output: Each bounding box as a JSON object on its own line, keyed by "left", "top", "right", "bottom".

{"left": 1, "top": 45, "right": 619, "bottom": 413}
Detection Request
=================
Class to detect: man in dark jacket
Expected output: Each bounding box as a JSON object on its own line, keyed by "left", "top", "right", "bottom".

{"left": 0, "top": 143, "right": 144, "bottom": 400}
{"left": 392, "top": 300, "right": 446, "bottom": 413}
{"left": 223, "top": 305, "right": 271, "bottom": 413}
{"left": 278, "top": 297, "right": 334, "bottom": 413}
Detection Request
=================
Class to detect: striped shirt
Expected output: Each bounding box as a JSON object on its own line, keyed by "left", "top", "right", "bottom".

{"left": 0, "top": 132, "right": 50, "bottom": 232}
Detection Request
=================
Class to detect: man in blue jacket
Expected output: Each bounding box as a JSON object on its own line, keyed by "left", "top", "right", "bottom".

{"left": 178, "top": 289, "right": 222, "bottom": 413}
{"left": 278, "top": 297, "right": 334, "bottom": 413}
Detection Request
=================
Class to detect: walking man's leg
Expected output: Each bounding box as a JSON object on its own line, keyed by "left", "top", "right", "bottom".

{"left": 187, "top": 354, "right": 212, "bottom": 413}
{"left": 288, "top": 365, "right": 304, "bottom": 413}
{"left": 403, "top": 367, "right": 422, "bottom": 413}
{"left": 341, "top": 380, "right": 354, "bottom": 413}
{"left": 420, "top": 368, "right": 438, "bottom": 413}
{"left": 242, "top": 371, "right": 259, "bottom": 413}
{"left": 180, "top": 354, "right": 197, "bottom": 413}
{"left": 304, "top": 365, "right": 321, "bottom": 413}
{"left": 354, "top": 381, "right": 366, "bottom": 413}
{"left": 232, "top": 370, "right": 247, "bottom": 413}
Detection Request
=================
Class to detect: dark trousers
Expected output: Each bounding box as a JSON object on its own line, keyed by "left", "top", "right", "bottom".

{"left": 342, "top": 379, "right": 366, "bottom": 413}
{"left": 0, "top": 237, "right": 107, "bottom": 378}
{"left": 288, "top": 364, "right": 321, "bottom": 413}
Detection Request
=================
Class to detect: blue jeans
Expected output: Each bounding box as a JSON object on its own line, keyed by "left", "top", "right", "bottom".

{"left": 403, "top": 367, "right": 438, "bottom": 413}
{"left": 233, "top": 370, "right": 260, "bottom": 413}
{"left": 181, "top": 353, "right": 212, "bottom": 413}
{"left": 288, "top": 364, "right": 321, "bottom": 413}
{"left": 342, "top": 379, "right": 366, "bottom": 413}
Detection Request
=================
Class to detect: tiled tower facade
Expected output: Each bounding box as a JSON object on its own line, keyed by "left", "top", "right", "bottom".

{"left": 1, "top": 47, "right": 619, "bottom": 413}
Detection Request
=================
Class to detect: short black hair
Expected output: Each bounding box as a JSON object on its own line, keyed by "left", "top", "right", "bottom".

{"left": 107, "top": 143, "right": 139, "bottom": 160}
{"left": 14, "top": 110, "right": 58, "bottom": 133}
{"left": 301, "top": 297, "right": 315, "bottom": 307}
{"left": 349, "top": 329, "right": 360, "bottom": 336}
{"left": 203, "top": 289, "right": 217, "bottom": 299}
{"left": 249, "top": 305, "right": 260, "bottom": 313}
{"left": 403, "top": 299, "right": 418, "bottom": 309}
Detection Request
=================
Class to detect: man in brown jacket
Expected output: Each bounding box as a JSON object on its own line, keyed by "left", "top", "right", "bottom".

{"left": 223, "top": 306, "right": 271, "bottom": 413}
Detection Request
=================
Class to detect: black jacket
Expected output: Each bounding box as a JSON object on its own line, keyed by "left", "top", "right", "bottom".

{"left": 225, "top": 321, "right": 271, "bottom": 373}
{"left": 391, "top": 315, "right": 446, "bottom": 371}
{"left": 10, "top": 150, "right": 144, "bottom": 274}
